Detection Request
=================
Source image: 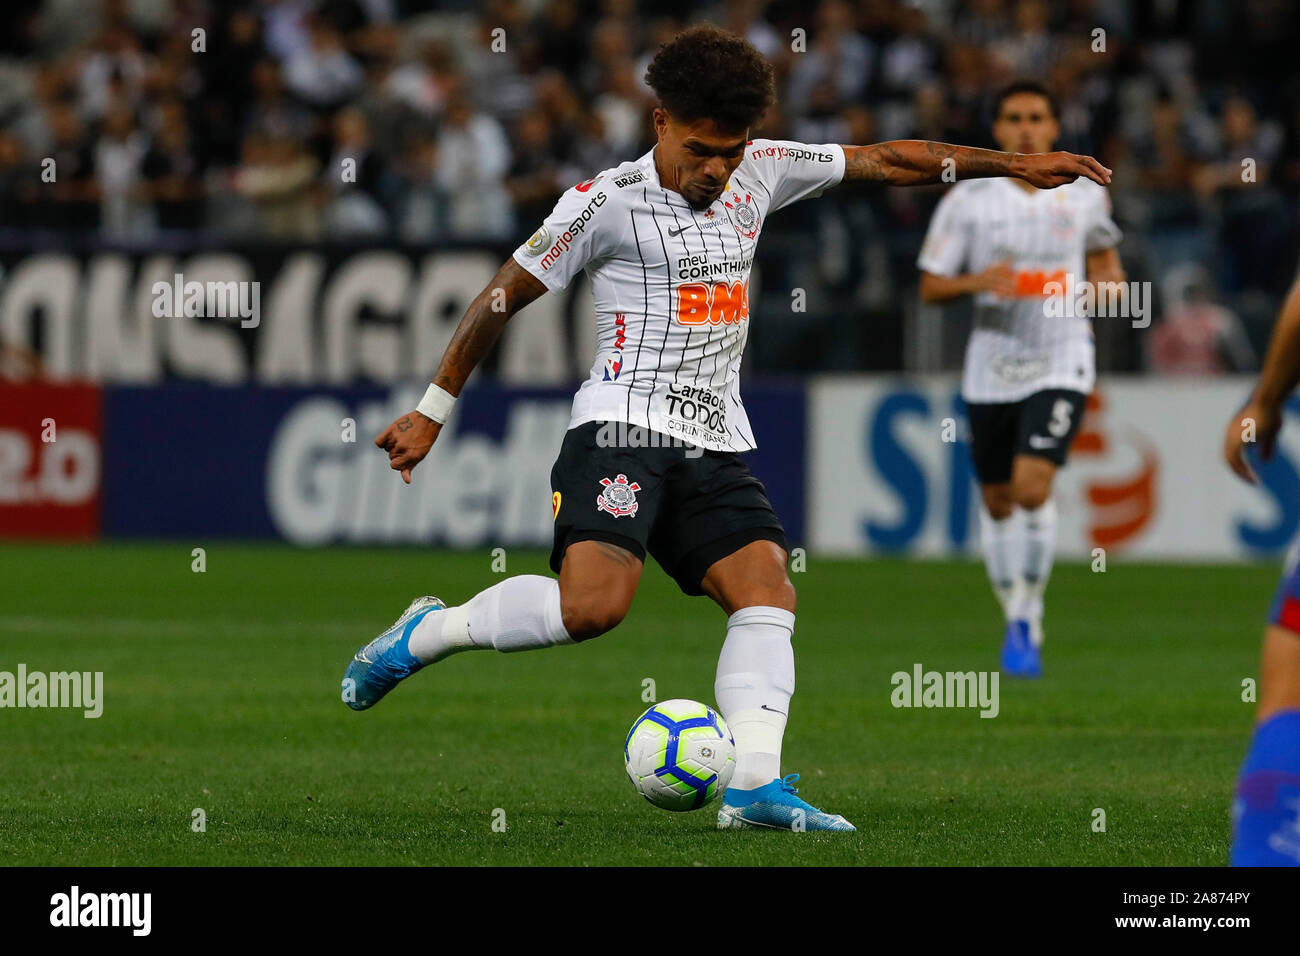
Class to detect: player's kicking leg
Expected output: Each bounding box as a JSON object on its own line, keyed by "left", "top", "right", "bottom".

{"left": 1230, "top": 550, "right": 1300, "bottom": 865}
{"left": 704, "top": 540, "right": 854, "bottom": 832}
{"left": 343, "top": 420, "right": 649, "bottom": 710}
{"left": 342, "top": 541, "right": 638, "bottom": 710}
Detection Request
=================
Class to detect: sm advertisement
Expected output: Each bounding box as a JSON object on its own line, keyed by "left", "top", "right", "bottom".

{"left": 808, "top": 376, "right": 1300, "bottom": 559}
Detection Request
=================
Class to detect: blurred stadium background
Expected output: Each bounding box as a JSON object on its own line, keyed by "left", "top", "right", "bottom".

{"left": 2, "top": 0, "right": 1298, "bottom": 560}
{"left": 2, "top": 0, "right": 1296, "bottom": 868}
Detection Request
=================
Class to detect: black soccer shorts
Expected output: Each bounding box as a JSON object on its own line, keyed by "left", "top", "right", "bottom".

{"left": 965, "top": 388, "right": 1088, "bottom": 486}
{"left": 548, "top": 421, "right": 787, "bottom": 596}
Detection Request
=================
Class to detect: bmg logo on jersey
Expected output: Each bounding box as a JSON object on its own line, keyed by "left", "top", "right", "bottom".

{"left": 675, "top": 280, "right": 749, "bottom": 326}
{"left": 1013, "top": 268, "right": 1067, "bottom": 297}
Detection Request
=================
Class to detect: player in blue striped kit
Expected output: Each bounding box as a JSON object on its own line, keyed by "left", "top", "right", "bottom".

{"left": 1223, "top": 272, "right": 1300, "bottom": 865}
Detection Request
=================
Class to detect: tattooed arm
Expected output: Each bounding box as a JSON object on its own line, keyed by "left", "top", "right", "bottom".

{"left": 375, "top": 257, "right": 547, "bottom": 483}
{"left": 841, "top": 141, "right": 1111, "bottom": 189}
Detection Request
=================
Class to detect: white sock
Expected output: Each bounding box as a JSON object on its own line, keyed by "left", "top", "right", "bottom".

{"left": 408, "top": 575, "right": 572, "bottom": 662}
{"left": 1019, "top": 499, "right": 1057, "bottom": 645}
{"left": 714, "top": 605, "right": 795, "bottom": 792}
{"left": 979, "top": 506, "right": 1024, "bottom": 623}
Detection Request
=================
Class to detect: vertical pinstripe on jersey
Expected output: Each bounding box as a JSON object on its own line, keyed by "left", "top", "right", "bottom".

{"left": 644, "top": 192, "right": 676, "bottom": 425}
{"left": 627, "top": 193, "right": 650, "bottom": 428}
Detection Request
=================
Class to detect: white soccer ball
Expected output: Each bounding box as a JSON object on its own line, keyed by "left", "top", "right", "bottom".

{"left": 624, "top": 699, "right": 735, "bottom": 811}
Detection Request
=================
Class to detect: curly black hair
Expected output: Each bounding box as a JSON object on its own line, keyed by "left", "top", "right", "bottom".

{"left": 644, "top": 24, "right": 776, "bottom": 133}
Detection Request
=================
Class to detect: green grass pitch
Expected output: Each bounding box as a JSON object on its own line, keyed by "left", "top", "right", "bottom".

{"left": 0, "top": 543, "right": 1275, "bottom": 866}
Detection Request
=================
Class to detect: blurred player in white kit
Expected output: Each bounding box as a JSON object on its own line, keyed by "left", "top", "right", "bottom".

{"left": 918, "top": 81, "right": 1126, "bottom": 677}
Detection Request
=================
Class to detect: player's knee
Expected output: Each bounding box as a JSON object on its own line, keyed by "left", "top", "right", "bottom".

{"left": 986, "top": 499, "right": 1014, "bottom": 520}
{"left": 722, "top": 566, "right": 796, "bottom": 615}
{"left": 982, "top": 487, "right": 1014, "bottom": 520}
{"left": 560, "top": 597, "right": 628, "bottom": 642}
{"left": 1013, "top": 479, "right": 1051, "bottom": 511}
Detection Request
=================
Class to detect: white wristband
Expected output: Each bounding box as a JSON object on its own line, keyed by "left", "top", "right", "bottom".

{"left": 416, "top": 384, "right": 456, "bottom": 424}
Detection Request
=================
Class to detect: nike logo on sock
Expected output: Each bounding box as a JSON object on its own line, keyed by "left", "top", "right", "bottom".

{"left": 760, "top": 705, "right": 787, "bottom": 716}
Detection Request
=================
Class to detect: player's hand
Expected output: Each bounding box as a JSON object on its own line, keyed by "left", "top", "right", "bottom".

{"left": 374, "top": 411, "right": 441, "bottom": 484}
{"left": 973, "top": 260, "right": 1017, "bottom": 298}
{"left": 1015, "top": 151, "right": 1112, "bottom": 189}
{"left": 1223, "top": 398, "right": 1282, "bottom": 484}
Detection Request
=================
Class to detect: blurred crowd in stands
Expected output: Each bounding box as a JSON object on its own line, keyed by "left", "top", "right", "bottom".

{"left": 0, "top": 0, "right": 1297, "bottom": 373}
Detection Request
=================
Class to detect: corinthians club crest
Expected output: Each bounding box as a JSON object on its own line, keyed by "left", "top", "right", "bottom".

{"left": 597, "top": 474, "right": 641, "bottom": 518}
{"left": 723, "top": 191, "right": 759, "bottom": 239}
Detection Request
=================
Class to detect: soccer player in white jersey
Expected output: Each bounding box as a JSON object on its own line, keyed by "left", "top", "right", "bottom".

{"left": 917, "top": 81, "right": 1126, "bottom": 678}
{"left": 343, "top": 30, "right": 1111, "bottom": 830}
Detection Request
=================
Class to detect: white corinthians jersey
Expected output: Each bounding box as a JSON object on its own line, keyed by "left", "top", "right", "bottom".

{"left": 512, "top": 139, "right": 845, "bottom": 451}
{"left": 917, "top": 176, "right": 1122, "bottom": 403}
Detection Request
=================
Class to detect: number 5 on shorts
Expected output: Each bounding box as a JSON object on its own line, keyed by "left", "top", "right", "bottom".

{"left": 1048, "top": 398, "right": 1073, "bottom": 438}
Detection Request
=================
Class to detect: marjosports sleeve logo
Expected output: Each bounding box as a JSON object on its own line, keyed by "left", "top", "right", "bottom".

{"left": 748, "top": 144, "right": 836, "bottom": 164}
{"left": 538, "top": 191, "right": 608, "bottom": 272}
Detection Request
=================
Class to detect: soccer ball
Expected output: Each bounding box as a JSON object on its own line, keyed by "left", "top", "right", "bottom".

{"left": 624, "top": 699, "right": 735, "bottom": 811}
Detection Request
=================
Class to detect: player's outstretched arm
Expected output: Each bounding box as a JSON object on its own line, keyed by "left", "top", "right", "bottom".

{"left": 375, "top": 258, "right": 547, "bottom": 483}
{"left": 1224, "top": 273, "right": 1300, "bottom": 483}
{"left": 841, "top": 141, "right": 1111, "bottom": 189}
